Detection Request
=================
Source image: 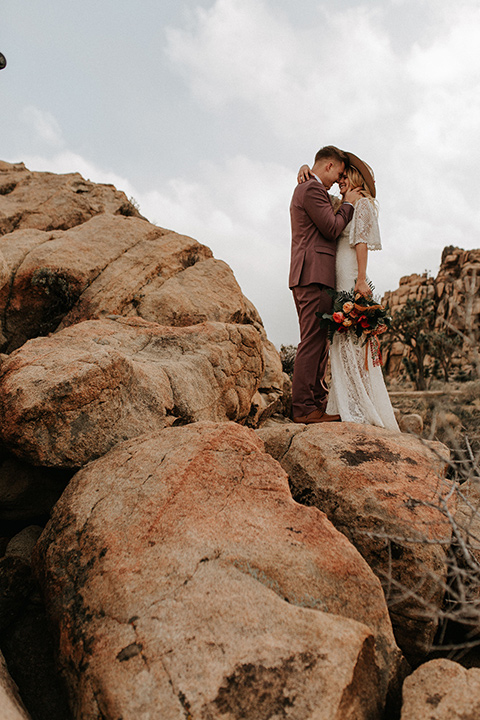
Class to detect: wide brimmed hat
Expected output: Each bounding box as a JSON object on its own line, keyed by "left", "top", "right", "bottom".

{"left": 345, "top": 151, "right": 376, "bottom": 198}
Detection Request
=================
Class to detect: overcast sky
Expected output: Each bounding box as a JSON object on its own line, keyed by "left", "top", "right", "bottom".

{"left": 1, "top": 0, "right": 480, "bottom": 346}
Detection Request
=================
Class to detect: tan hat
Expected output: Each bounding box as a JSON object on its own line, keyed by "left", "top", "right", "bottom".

{"left": 345, "top": 152, "right": 376, "bottom": 198}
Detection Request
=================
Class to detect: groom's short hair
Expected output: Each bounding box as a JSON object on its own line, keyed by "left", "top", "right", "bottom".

{"left": 314, "top": 146, "right": 349, "bottom": 168}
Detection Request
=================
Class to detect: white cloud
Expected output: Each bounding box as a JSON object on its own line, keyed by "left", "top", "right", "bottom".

{"left": 21, "top": 107, "right": 65, "bottom": 147}
{"left": 165, "top": 0, "right": 397, "bottom": 141}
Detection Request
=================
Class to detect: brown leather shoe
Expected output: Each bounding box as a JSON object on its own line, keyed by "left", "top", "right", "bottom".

{"left": 293, "top": 409, "right": 341, "bottom": 424}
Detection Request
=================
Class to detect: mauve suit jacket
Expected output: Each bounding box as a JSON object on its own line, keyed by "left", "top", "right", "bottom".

{"left": 289, "top": 178, "right": 354, "bottom": 289}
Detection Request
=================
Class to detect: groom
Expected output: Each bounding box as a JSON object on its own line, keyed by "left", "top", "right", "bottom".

{"left": 289, "top": 145, "right": 361, "bottom": 424}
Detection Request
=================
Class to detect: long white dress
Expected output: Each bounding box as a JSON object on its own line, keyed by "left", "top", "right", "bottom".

{"left": 326, "top": 197, "right": 399, "bottom": 431}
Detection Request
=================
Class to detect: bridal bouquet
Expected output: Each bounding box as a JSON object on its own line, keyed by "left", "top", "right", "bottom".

{"left": 317, "top": 288, "right": 391, "bottom": 366}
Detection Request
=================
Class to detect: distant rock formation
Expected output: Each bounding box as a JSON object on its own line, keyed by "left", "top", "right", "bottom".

{"left": 383, "top": 246, "right": 480, "bottom": 379}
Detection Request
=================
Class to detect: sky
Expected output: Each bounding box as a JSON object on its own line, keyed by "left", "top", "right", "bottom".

{"left": 1, "top": 0, "right": 480, "bottom": 347}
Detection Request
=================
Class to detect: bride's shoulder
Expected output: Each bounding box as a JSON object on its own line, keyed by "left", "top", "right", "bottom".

{"left": 355, "top": 195, "right": 378, "bottom": 216}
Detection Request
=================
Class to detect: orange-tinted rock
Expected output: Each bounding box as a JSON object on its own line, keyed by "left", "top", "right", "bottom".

{"left": 0, "top": 318, "right": 264, "bottom": 467}
{"left": 0, "top": 214, "right": 211, "bottom": 352}
{"left": 34, "top": 422, "right": 404, "bottom": 719}
{"left": 258, "top": 421, "right": 451, "bottom": 663}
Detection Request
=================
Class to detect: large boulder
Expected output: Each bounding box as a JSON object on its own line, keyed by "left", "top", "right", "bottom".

{"left": 0, "top": 317, "right": 264, "bottom": 467}
{"left": 400, "top": 659, "right": 480, "bottom": 720}
{"left": 59, "top": 249, "right": 261, "bottom": 332}
{"left": 34, "top": 421, "right": 404, "bottom": 719}
{"left": 0, "top": 214, "right": 213, "bottom": 352}
{"left": 258, "top": 421, "right": 452, "bottom": 664}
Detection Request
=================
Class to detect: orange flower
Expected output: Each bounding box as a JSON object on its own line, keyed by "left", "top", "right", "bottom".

{"left": 342, "top": 318, "right": 353, "bottom": 327}
{"left": 342, "top": 301, "right": 354, "bottom": 314}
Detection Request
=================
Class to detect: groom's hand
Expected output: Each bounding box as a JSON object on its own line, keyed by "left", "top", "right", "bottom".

{"left": 343, "top": 187, "right": 363, "bottom": 204}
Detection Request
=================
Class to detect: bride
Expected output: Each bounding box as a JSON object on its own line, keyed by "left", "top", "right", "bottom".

{"left": 298, "top": 153, "right": 399, "bottom": 431}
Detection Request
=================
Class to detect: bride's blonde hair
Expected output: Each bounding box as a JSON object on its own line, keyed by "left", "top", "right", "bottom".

{"left": 348, "top": 163, "right": 378, "bottom": 214}
{"left": 348, "top": 165, "right": 374, "bottom": 198}
{"left": 332, "top": 162, "right": 378, "bottom": 214}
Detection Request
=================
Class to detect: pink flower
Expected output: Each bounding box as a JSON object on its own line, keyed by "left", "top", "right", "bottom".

{"left": 332, "top": 312, "right": 344, "bottom": 323}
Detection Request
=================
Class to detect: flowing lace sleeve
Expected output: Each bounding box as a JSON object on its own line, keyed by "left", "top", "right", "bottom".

{"left": 349, "top": 197, "right": 382, "bottom": 250}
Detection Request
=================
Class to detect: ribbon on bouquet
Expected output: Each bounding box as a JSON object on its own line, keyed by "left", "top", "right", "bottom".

{"left": 354, "top": 299, "right": 384, "bottom": 313}
{"left": 364, "top": 335, "right": 383, "bottom": 371}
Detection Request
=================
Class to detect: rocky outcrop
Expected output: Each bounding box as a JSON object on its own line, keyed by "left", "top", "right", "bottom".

{"left": 0, "top": 160, "right": 144, "bottom": 237}
{"left": 0, "top": 317, "right": 264, "bottom": 467}
{"left": 0, "top": 161, "right": 284, "bottom": 416}
{"left": 383, "top": 246, "right": 480, "bottom": 379}
{"left": 34, "top": 421, "right": 405, "bottom": 719}
{"left": 400, "top": 659, "right": 480, "bottom": 720}
{"left": 258, "top": 421, "right": 451, "bottom": 664}
{"left": 0, "top": 211, "right": 260, "bottom": 353}
{"left": 0, "top": 209, "right": 257, "bottom": 351}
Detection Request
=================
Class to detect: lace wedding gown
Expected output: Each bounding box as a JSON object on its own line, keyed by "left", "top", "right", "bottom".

{"left": 326, "top": 197, "right": 399, "bottom": 431}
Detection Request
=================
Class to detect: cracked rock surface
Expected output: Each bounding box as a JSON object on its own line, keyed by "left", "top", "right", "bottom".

{"left": 34, "top": 421, "right": 404, "bottom": 720}
{"left": 257, "top": 421, "right": 452, "bottom": 665}
{"left": 0, "top": 317, "right": 264, "bottom": 467}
